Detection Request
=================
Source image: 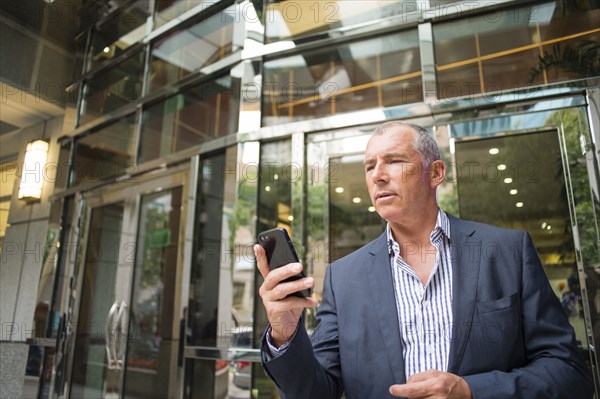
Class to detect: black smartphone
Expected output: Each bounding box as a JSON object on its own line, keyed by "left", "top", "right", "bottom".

{"left": 257, "top": 227, "right": 311, "bottom": 298}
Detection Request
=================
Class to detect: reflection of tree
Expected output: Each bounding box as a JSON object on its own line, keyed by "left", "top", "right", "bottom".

{"left": 439, "top": 148, "right": 459, "bottom": 217}
{"left": 142, "top": 207, "right": 169, "bottom": 288}
{"left": 546, "top": 109, "right": 600, "bottom": 269}
{"left": 530, "top": 40, "right": 600, "bottom": 83}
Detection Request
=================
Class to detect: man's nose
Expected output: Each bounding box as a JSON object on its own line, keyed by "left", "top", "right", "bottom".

{"left": 371, "top": 162, "right": 388, "bottom": 183}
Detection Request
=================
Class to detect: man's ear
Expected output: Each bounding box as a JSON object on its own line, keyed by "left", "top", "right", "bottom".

{"left": 429, "top": 160, "right": 446, "bottom": 188}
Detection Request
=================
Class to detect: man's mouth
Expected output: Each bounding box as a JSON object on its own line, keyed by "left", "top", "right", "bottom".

{"left": 375, "top": 192, "right": 395, "bottom": 200}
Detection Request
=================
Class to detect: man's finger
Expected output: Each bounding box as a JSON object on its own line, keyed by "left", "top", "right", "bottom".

{"left": 265, "top": 277, "right": 315, "bottom": 301}
{"left": 389, "top": 380, "right": 431, "bottom": 398}
{"left": 254, "top": 244, "right": 270, "bottom": 279}
{"left": 263, "top": 263, "right": 305, "bottom": 291}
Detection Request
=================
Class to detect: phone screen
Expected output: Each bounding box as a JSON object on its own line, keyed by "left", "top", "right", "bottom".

{"left": 257, "top": 228, "right": 310, "bottom": 298}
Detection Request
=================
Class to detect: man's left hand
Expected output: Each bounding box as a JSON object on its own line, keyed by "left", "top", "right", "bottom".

{"left": 389, "top": 370, "right": 472, "bottom": 398}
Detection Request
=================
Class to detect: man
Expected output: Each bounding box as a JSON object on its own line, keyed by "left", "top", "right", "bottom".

{"left": 254, "top": 121, "right": 593, "bottom": 398}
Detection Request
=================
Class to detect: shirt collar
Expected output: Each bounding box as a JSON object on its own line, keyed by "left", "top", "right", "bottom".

{"left": 386, "top": 208, "right": 451, "bottom": 255}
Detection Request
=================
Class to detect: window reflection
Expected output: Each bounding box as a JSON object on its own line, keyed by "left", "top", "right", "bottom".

{"left": 264, "top": 0, "right": 418, "bottom": 43}
{"left": 72, "top": 115, "right": 136, "bottom": 187}
{"left": 87, "top": 1, "right": 150, "bottom": 71}
{"left": 139, "top": 75, "right": 239, "bottom": 164}
{"left": 155, "top": 0, "right": 207, "bottom": 28}
{"left": 262, "top": 30, "right": 421, "bottom": 126}
{"left": 80, "top": 50, "right": 144, "bottom": 126}
{"left": 433, "top": 1, "right": 600, "bottom": 99}
{"left": 148, "top": 5, "right": 236, "bottom": 93}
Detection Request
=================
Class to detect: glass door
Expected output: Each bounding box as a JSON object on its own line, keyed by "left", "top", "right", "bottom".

{"left": 68, "top": 170, "right": 189, "bottom": 399}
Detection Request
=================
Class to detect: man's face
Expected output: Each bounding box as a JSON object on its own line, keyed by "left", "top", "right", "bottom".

{"left": 364, "top": 127, "right": 441, "bottom": 224}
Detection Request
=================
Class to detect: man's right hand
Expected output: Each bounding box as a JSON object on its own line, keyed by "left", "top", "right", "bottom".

{"left": 255, "top": 244, "right": 318, "bottom": 347}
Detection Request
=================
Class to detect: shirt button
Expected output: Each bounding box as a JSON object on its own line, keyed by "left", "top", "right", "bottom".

{"left": 422, "top": 300, "right": 429, "bottom": 308}
{"left": 426, "top": 345, "right": 434, "bottom": 355}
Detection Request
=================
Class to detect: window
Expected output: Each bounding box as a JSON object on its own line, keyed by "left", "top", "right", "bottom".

{"left": 148, "top": 5, "right": 236, "bottom": 93}
{"left": 262, "top": 29, "right": 421, "bottom": 126}
{"left": 433, "top": 1, "right": 600, "bottom": 99}
{"left": 139, "top": 76, "right": 239, "bottom": 164}
{"left": 80, "top": 50, "right": 145, "bottom": 125}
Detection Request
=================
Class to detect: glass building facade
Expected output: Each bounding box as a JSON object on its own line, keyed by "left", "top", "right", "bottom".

{"left": 3, "top": 1, "right": 599, "bottom": 398}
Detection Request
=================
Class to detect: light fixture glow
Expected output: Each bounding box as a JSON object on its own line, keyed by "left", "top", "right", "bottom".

{"left": 504, "top": 178, "right": 513, "bottom": 184}
{"left": 515, "top": 202, "right": 524, "bottom": 208}
{"left": 489, "top": 148, "right": 499, "bottom": 155}
{"left": 541, "top": 222, "right": 547, "bottom": 229}
{"left": 547, "top": 225, "right": 552, "bottom": 230}
{"left": 103, "top": 46, "right": 110, "bottom": 53}
{"left": 509, "top": 189, "right": 518, "bottom": 195}
{"left": 368, "top": 206, "right": 376, "bottom": 212}
{"left": 18, "top": 140, "right": 49, "bottom": 202}
{"left": 265, "top": 185, "right": 271, "bottom": 192}
{"left": 352, "top": 197, "right": 361, "bottom": 204}
{"left": 335, "top": 187, "right": 344, "bottom": 193}
{"left": 497, "top": 164, "right": 507, "bottom": 171}
{"left": 274, "top": 174, "right": 279, "bottom": 180}
{"left": 288, "top": 215, "right": 294, "bottom": 221}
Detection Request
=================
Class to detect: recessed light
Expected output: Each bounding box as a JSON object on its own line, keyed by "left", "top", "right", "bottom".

{"left": 504, "top": 178, "right": 513, "bottom": 184}
{"left": 335, "top": 187, "right": 344, "bottom": 193}
{"left": 288, "top": 215, "right": 294, "bottom": 221}
{"left": 103, "top": 46, "right": 110, "bottom": 53}
{"left": 541, "top": 222, "right": 547, "bottom": 229}
{"left": 497, "top": 164, "right": 507, "bottom": 171}
{"left": 368, "top": 206, "right": 375, "bottom": 212}
{"left": 547, "top": 225, "right": 552, "bottom": 230}
{"left": 274, "top": 174, "right": 279, "bottom": 180}
{"left": 509, "top": 189, "right": 518, "bottom": 195}
{"left": 489, "top": 148, "right": 499, "bottom": 155}
{"left": 516, "top": 202, "right": 524, "bottom": 208}
{"left": 265, "top": 186, "right": 271, "bottom": 192}
{"left": 352, "top": 197, "right": 361, "bottom": 204}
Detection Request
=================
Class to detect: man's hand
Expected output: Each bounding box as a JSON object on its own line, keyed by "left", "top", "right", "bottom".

{"left": 389, "top": 370, "right": 472, "bottom": 398}
{"left": 255, "top": 244, "right": 318, "bottom": 347}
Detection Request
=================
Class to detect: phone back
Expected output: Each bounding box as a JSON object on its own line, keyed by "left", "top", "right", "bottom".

{"left": 258, "top": 228, "right": 298, "bottom": 269}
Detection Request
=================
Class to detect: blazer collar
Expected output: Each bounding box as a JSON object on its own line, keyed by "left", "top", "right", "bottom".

{"left": 366, "top": 232, "right": 406, "bottom": 384}
{"left": 446, "top": 215, "right": 481, "bottom": 374}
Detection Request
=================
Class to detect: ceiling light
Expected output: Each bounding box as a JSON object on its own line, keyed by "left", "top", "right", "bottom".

{"left": 288, "top": 215, "right": 294, "bottom": 221}
{"left": 18, "top": 140, "right": 49, "bottom": 202}
{"left": 504, "top": 178, "right": 513, "bottom": 184}
{"left": 368, "top": 206, "right": 375, "bottom": 212}
{"left": 497, "top": 164, "right": 507, "bottom": 171}
{"left": 509, "top": 189, "right": 518, "bottom": 195}
{"left": 352, "top": 197, "right": 361, "bottom": 204}
{"left": 489, "top": 148, "right": 499, "bottom": 155}
{"left": 541, "top": 222, "right": 547, "bottom": 229}
{"left": 547, "top": 225, "right": 552, "bottom": 230}
{"left": 515, "top": 202, "right": 524, "bottom": 208}
{"left": 335, "top": 187, "right": 344, "bottom": 193}
{"left": 265, "top": 186, "right": 271, "bottom": 192}
{"left": 274, "top": 174, "right": 279, "bottom": 180}
{"left": 103, "top": 46, "right": 110, "bottom": 53}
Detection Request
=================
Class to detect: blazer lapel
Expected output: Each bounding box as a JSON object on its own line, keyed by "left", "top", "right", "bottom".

{"left": 446, "top": 216, "right": 481, "bottom": 374}
{"left": 365, "top": 233, "right": 405, "bottom": 384}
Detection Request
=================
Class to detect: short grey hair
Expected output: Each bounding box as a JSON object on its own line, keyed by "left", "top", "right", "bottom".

{"left": 372, "top": 121, "right": 441, "bottom": 167}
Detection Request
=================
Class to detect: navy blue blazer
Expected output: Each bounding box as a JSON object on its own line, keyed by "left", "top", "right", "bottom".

{"left": 262, "top": 215, "right": 593, "bottom": 398}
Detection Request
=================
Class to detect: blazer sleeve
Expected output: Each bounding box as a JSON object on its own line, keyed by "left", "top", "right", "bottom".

{"left": 261, "top": 264, "right": 344, "bottom": 399}
{"left": 463, "top": 232, "right": 594, "bottom": 399}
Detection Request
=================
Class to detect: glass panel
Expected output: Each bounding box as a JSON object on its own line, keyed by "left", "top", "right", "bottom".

{"left": 433, "top": 1, "right": 600, "bottom": 99}
{"left": 262, "top": 29, "right": 421, "bottom": 126}
{"left": 70, "top": 203, "right": 124, "bottom": 399}
{"left": 454, "top": 130, "right": 589, "bottom": 352}
{"left": 148, "top": 5, "right": 236, "bottom": 93}
{"left": 329, "top": 154, "right": 384, "bottom": 260}
{"left": 0, "top": 161, "right": 16, "bottom": 252}
{"left": 187, "top": 154, "right": 226, "bottom": 348}
{"left": 264, "top": 0, "right": 417, "bottom": 43}
{"left": 183, "top": 358, "right": 237, "bottom": 399}
{"left": 72, "top": 115, "right": 136, "bottom": 187}
{"left": 154, "top": 0, "right": 205, "bottom": 29}
{"left": 80, "top": 51, "right": 145, "bottom": 126}
{"left": 252, "top": 140, "right": 292, "bottom": 396}
{"left": 87, "top": 1, "right": 150, "bottom": 71}
{"left": 139, "top": 76, "right": 239, "bottom": 164}
{"left": 124, "top": 186, "right": 183, "bottom": 398}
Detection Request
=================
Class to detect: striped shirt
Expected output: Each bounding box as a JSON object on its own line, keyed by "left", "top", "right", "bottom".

{"left": 387, "top": 209, "right": 453, "bottom": 380}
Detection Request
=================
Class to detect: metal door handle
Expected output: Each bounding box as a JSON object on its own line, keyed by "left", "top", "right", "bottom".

{"left": 104, "top": 302, "right": 119, "bottom": 368}
{"left": 114, "top": 301, "right": 128, "bottom": 368}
